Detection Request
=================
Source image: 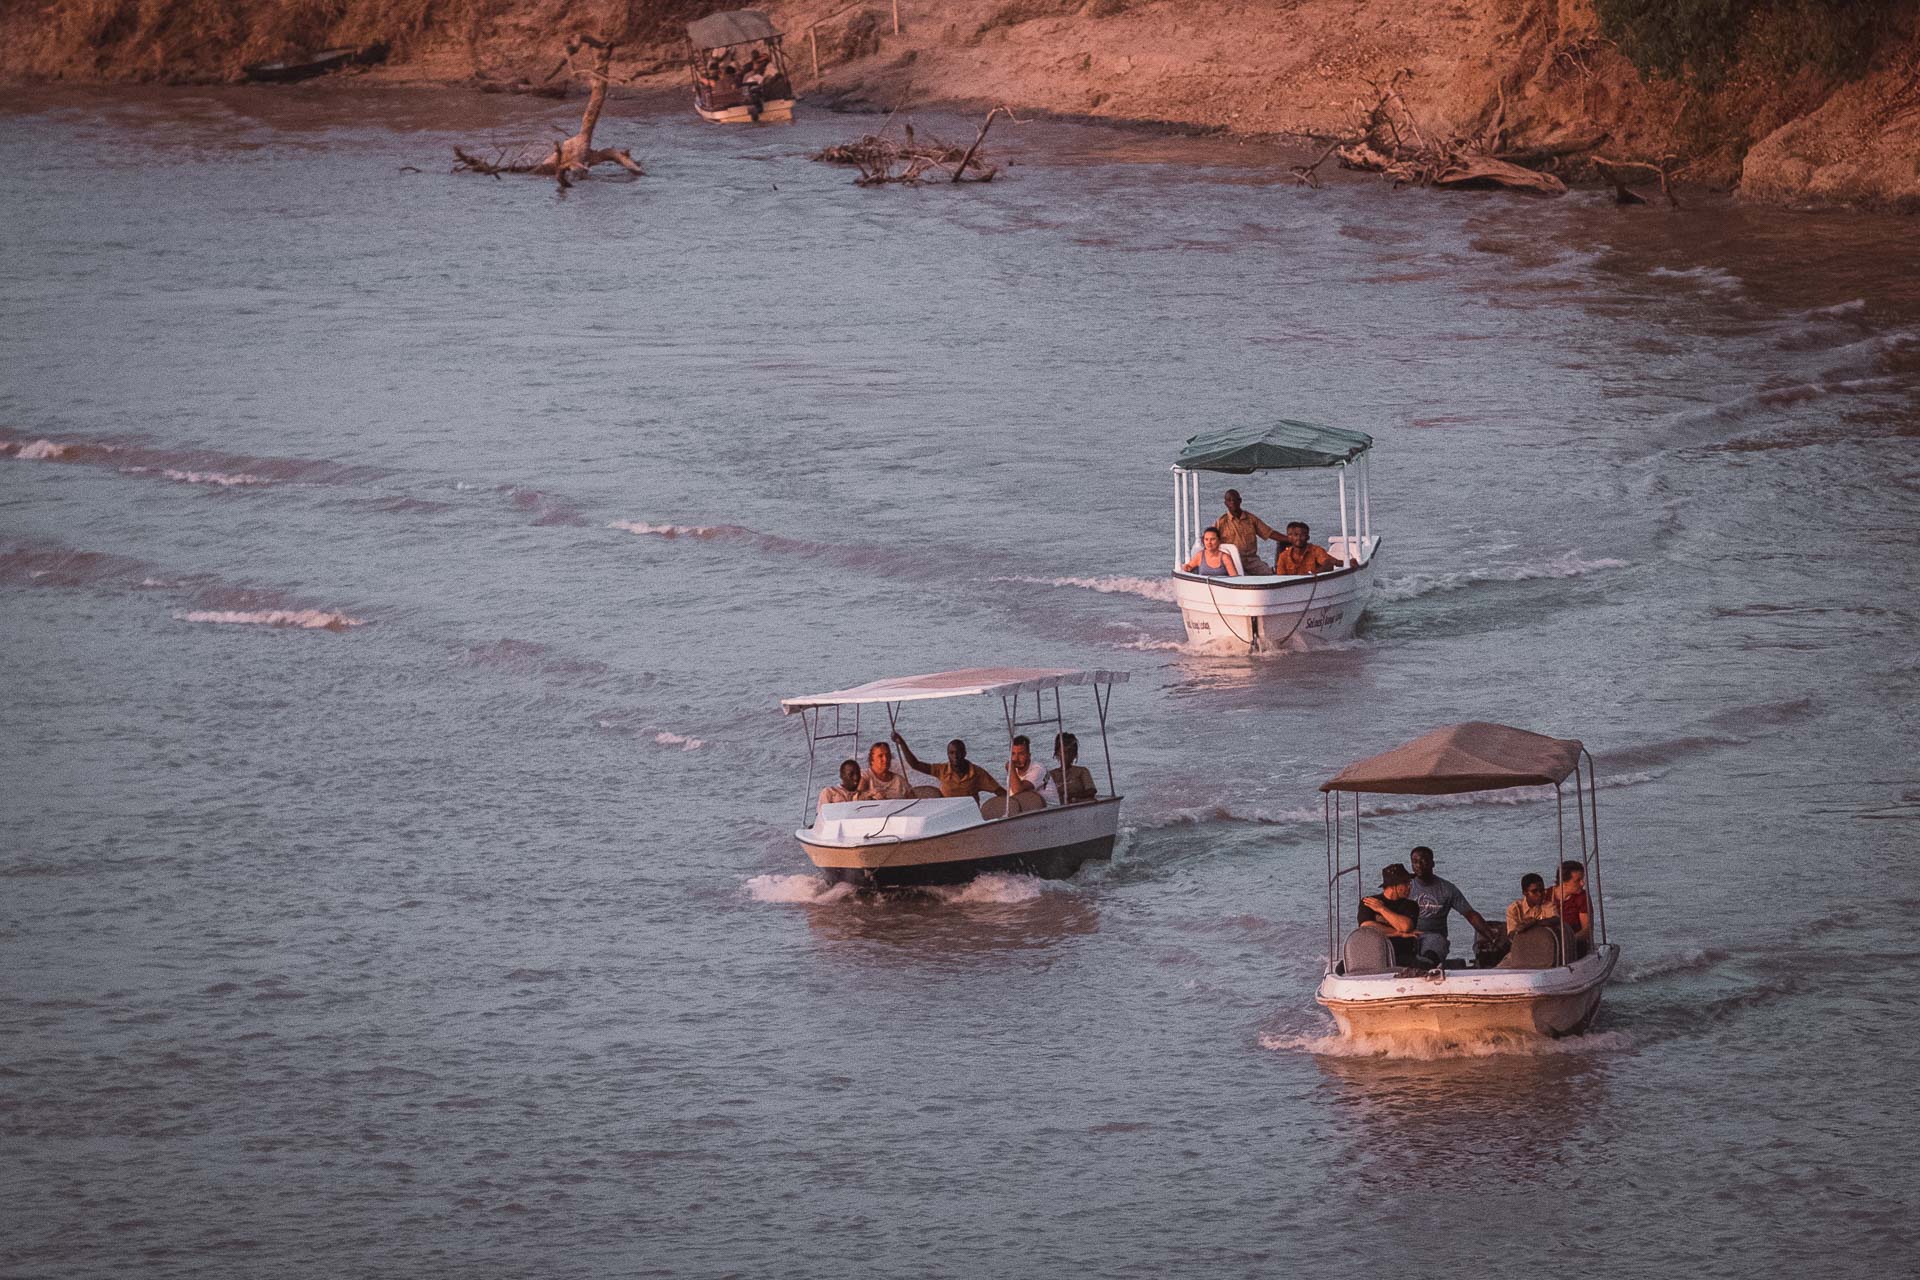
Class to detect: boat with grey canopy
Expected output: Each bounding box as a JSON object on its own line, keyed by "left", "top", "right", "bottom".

{"left": 1315, "top": 722, "right": 1620, "bottom": 1041}
{"left": 686, "top": 10, "right": 796, "bottom": 123}
{"left": 780, "top": 668, "right": 1126, "bottom": 888}
{"left": 1168, "top": 421, "right": 1379, "bottom": 649}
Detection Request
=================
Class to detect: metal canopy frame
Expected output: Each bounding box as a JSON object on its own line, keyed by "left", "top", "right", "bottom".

{"left": 1172, "top": 450, "right": 1373, "bottom": 571}
{"left": 1322, "top": 747, "right": 1605, "bottom": 972}
{"left": 794, "top": 679, "right": 1122, "bottom": 826}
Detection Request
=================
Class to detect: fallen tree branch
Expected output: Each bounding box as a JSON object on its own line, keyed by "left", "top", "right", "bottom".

{"left": 1593, "top": 153, "right": 1681, "bottom": 207}
{"left": 453, "top": 33, "right": 645, "bottom": 184}
{"left": 813, "top": 108, "right": 1013, "bottom": 186}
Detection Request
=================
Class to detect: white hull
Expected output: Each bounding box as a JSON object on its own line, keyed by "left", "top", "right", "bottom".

{"left": 1316, "top": 944, "right": 1620, "bottom": 1040}
{"left": 1172, "top": 546, "right": 1377, "bottom": 649}
{"left": 696, "top": 99, "right": 795, "bottom": 124}
{"left": 798, "top": 795, "right": 1120, "bottom": 886}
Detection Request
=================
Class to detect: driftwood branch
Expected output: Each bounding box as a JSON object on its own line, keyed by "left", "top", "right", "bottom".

{"left": 1326, "top": 69, "right": 1567, "bottom": 197}
{"left": 454, "top": 33, "right": 645, "bottom": 184}
{"left": 814, "top": 107, "right": 1016, "bottom": 186}
{"left": 1593, "top": 153, "right": 1682, "bottom": 207}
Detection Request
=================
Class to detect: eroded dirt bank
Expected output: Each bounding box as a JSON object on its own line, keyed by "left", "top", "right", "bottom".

{"left": 6, "top": 0, "right": 1916, "bottom": 207}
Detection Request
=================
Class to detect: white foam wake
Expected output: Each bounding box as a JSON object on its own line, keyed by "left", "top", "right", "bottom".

{"left": 1376, "top": 553, "right": 1627, "bottom": 603}
{"left": 174, "top": 609, "right": 365, "bottom": 631}
{"left": 1261, "top": 1028, "right": 1635, "bottom": 1059}
{"left": 12, "top": 439, "right": 73, "bottom": 460}
{"left": 610, "top": 519, "right": 726, "bottom": 538}
{"left": 160, "top": 468, "right": 272, "bottom": 487}
{"left": 995, "top": 574, "right": 1179, "bottom": 603}
{"left": 744, "top": 873, "right": 855, "bottom": 904}
{"left": 654, "top": 730, "right": 705, "bottom": 751}
{"left": 926, "top": 873, "right": 1051, "bottom": 904}
{"left": 1648, "top": 265, "right": 1743, "bottom": 294}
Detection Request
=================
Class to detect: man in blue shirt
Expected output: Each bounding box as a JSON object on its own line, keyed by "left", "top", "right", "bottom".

{"left": 1406, "top": 845, "right": 1497, "bottom": 972}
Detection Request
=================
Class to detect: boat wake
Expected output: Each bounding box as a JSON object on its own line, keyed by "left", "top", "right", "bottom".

{"left": 993, "top": 574, "right": 1179, "bottom": 603}
{"left": 742, "top": 871, "right": 1056, "bottom": 906}
{"left": 1260, "top": 1027, "right": 1636, "bottom": 1060}
{"left": 1376, "top": 553, "right": 1628, "bottom": 603}
{"left": 174, "top": 608, "right": 365, "bottom": 631}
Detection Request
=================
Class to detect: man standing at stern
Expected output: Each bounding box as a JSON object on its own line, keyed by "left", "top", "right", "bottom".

{"left": 1216, "top": 489, "right": 1281, "bottom": 574}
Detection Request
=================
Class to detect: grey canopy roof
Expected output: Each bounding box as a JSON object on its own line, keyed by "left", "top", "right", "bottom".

{"left": 687, "top": 10, "right": 781, "bottom": 48}
{"left": 1321, "top": 722, "right": 1585, "bottom": 795}
{"left": 1174, "top": 420, "right": 1373, "bottom": 473}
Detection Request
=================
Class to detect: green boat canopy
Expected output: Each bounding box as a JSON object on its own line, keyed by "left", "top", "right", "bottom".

{"left": 1174, "top": 420, "right": 1373, "bottom": 473}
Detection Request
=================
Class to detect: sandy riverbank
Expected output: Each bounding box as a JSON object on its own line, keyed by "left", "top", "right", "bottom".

{"left": 7, "top": 1, "right": 1917, "bottom": 208}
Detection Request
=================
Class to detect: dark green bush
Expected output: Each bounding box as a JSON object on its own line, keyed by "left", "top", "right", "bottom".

{"left": 1594, "top": 0, "right": 1904, "bottom": 88}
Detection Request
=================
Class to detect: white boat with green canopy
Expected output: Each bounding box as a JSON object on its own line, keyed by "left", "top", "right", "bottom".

{"left": 1169, "top": 420, "right": 1379, "bottom": 649}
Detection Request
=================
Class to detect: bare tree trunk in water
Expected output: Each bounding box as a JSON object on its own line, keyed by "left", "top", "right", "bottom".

{"left": 453, "top": 27, "right": 643, "bottom": 181}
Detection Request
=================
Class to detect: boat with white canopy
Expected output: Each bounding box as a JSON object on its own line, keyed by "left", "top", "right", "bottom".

{"left": 686, "top": 10, "right": 796, "bottom": 124}
{"left": 1169, "top": 421, "right": 1379, "bottom": 649}
{"left": 780, "top": 668, "right": 1127, "bottom": 888}
{"left": 1315, "top": 722, "right": 1620, "bottom": 1040}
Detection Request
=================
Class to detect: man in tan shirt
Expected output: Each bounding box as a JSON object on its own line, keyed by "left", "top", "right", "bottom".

{"left": 1215, "top": 489, "right": 1281, "bottom": 574}
{"left": 891, "top": 732, "right": 1006, "bottom": 801}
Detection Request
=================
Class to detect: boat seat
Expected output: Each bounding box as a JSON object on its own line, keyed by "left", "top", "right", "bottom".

{"left": 1341, "top": 927, "right": 1396, "bottom": 976}
{"left": 1499, "top": 923, "right": 1565, "bottom": 969}
{"left": 910, "top": 785, "right": 942, "bottom": 799}
{"left": 978, "top": 790, "right": 1045, "bottom": 820}
{"left": 1188, "top": 541, "right": 1246, "bottom": 575}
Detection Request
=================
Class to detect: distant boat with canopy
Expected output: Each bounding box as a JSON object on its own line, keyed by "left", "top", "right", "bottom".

{"left": 1315, "top": 722, "right": 1621, "bottom": 1041}
{"left": 1169, "top": 420, "right": 1379, "bottom": 649}
{"left": 780, "top": 668, "right": 1127, "bottom": 888}
{"left": 685, "top": 10, "right": 796, "bottom": 123}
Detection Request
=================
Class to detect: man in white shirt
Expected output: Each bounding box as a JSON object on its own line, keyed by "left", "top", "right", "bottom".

{"left": 1006, "top": 735, "right": 1049, "bottom": 806}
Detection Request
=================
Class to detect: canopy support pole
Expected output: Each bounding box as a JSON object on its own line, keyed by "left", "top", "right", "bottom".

{"left": 800, "top": 707, "right": 817, "bottom": 826}
{"left": 1173, "top": 468, "right": 1184, "bottom": 569}
{"left": 1329, "top": 792, "right": 1340, "bottom": 969}
{"left": 1584, "top": 749, "right": 1605, "bottom": 946}
{"left": 1094, "top": 682, "right": 1117, "bottom": 799}
{"left": 1361, "top": 452, "right": 1371, "bottom": 552}
{"left": 1556, "top": 783, "right": 1571, "bottom": 963}
{"left": 1338, "top": 463, "right": 1350, "bottom": 564}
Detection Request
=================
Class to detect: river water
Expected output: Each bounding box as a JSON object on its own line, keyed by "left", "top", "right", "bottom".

{"left": 2, "top": 86, "right": 1916, "bottom": 1277}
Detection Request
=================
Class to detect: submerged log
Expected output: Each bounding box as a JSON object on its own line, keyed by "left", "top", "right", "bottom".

{"left": 813, "top": 108, "right": 1013, "bottom": 186}
{"left": 1430, "top": 157, "right": 1568, "bottom": 195}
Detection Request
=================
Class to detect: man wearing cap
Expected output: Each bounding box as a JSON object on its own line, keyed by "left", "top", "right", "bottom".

{"left": 1215, "top": 489, "right": 1281, "bottom": 575}
{"left": 1359, "top": 863, "right": 1422, "bottom": 967}
{"left": 1405, "top": 845, "right": 1497, "bottom": 973}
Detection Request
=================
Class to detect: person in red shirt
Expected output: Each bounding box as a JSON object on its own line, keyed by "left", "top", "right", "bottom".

{"left": 1554, "top": 860, "right": 1593, "bottom": 958}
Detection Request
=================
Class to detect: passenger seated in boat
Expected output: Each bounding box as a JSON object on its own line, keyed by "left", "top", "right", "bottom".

{"left": 1046, "top": 732, "right": 1098, "bottom": 805}
{"left": 1005, "top": 735, "right": 1048, "bottom": 804}
{"left": 1181, "top": 527, "right": 1240, "bottom": 577}
{"left": 1359, "top": 863, "right": 1422, "bottom": 966}
{"left": 1406, "top": 845, "right": 1498, "bottom": 971}
{"left": 1271, "top": 521, "right": 1343, "bottom": 576}
{"left": 1216, "top": 489, "right": 1279, "bottom": 574}
{"left": 891, "top": 732, "right": 1006, "bottom": 801}
{"left": 857, "top": 741, "right": 913, "bottom": 801}
{"left": 1505, "top": 872, "right": 1559, "bottom": 936}
{"left": 818, "top": 759, "right": 862, "bottom": 807}
{"left": 1554, "top": 860, "right": 1593, "bottom": 956}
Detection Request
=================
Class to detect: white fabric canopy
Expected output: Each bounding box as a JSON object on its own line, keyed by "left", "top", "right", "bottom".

{"left": 782, "top": 667, "right": 1128, "bottom": 713}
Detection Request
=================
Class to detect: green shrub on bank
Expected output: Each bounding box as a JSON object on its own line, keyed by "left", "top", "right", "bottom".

{"left": 1594, "top": 0, "right": 1906, "bottom": 88}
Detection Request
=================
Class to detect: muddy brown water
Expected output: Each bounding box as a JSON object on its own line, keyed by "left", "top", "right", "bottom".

{"left": 3, "top": 87, "right": 1918, "bottom": 1278}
